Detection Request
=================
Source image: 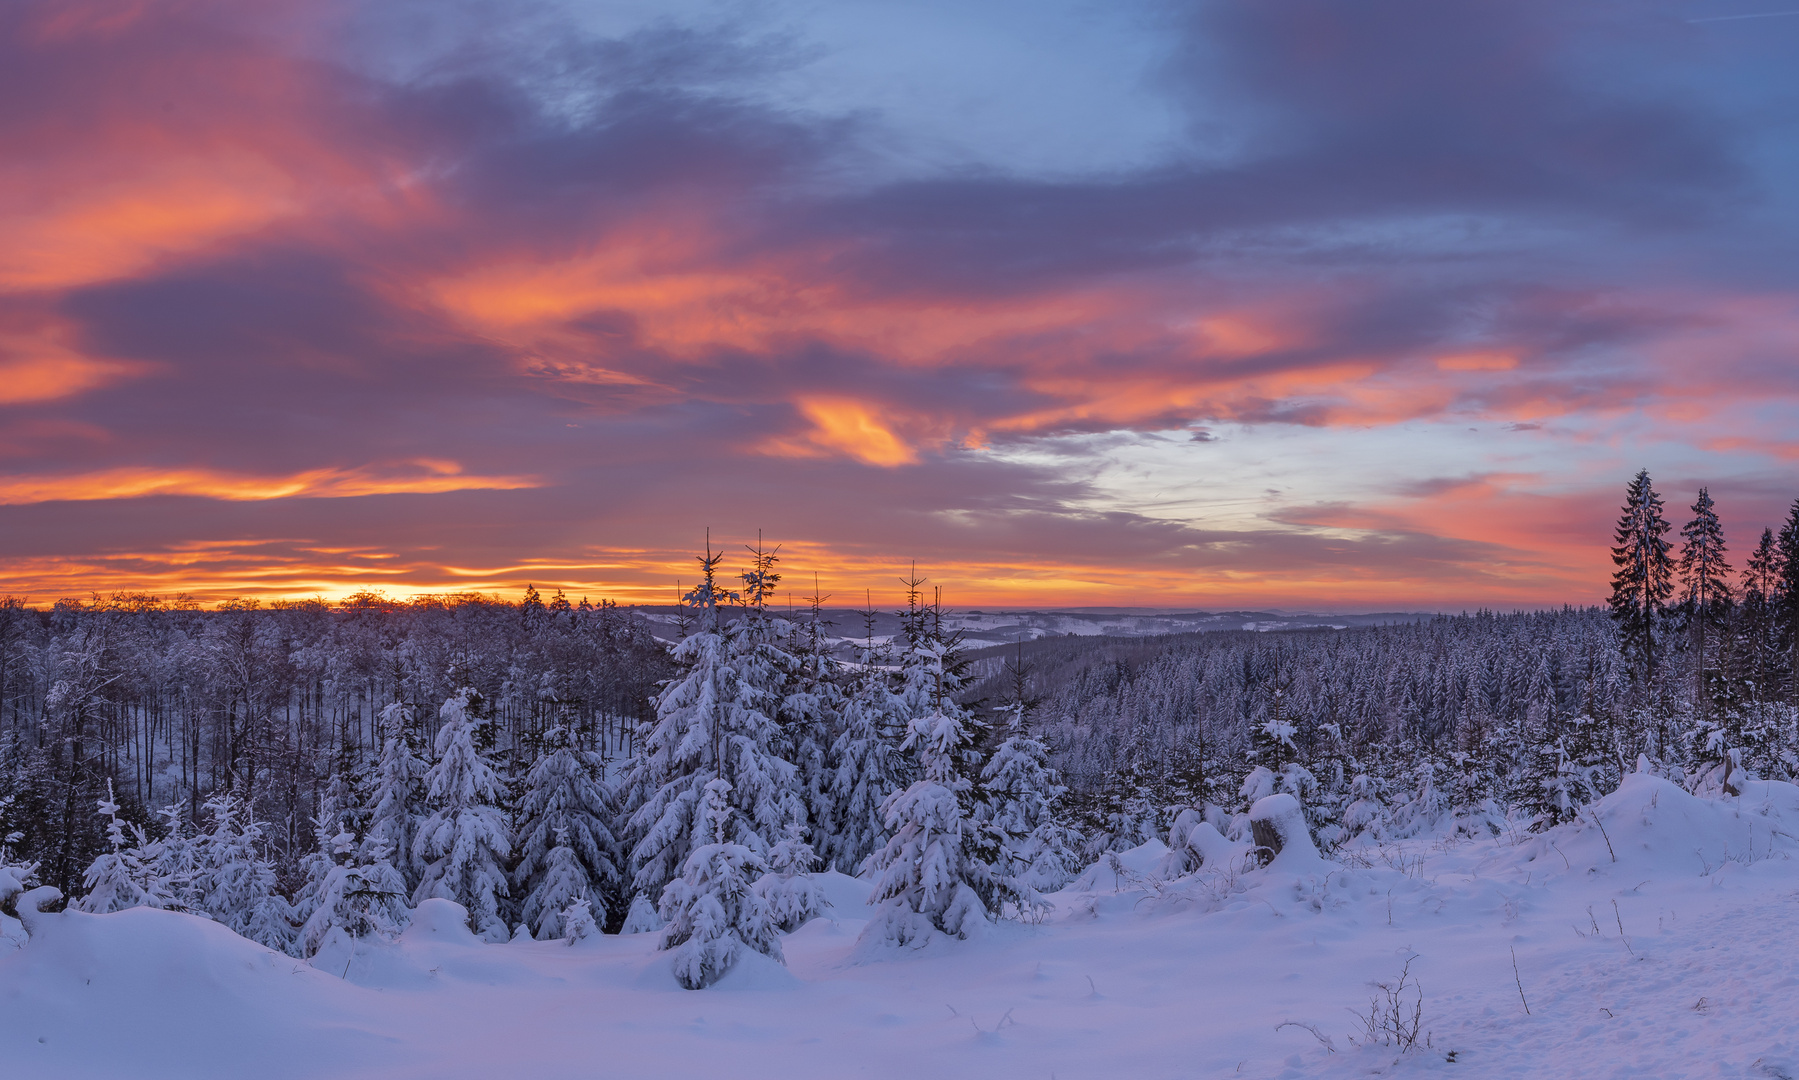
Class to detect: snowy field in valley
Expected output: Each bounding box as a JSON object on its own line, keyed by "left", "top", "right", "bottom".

{"left": 8, "top": 771, "right": 1799, "bottom": 1080}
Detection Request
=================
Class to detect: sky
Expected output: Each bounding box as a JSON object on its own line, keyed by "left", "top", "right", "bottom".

{"left": 3, "top": 0, "right": 1799, "bottom": 611}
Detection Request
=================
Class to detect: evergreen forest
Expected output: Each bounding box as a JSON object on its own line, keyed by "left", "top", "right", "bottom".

{"left": 4, "top": 471, "right": 1798, "bottom": 987}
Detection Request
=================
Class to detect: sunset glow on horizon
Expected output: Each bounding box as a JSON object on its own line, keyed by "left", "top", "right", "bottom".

{"left": 4, "top": 0, "right": 1798, "bottom": 612}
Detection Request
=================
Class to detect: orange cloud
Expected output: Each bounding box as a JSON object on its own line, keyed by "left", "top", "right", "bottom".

{"left": 1193, "top": 314, "right": 1304, "bottom": 357}
{"left": 1435, "top": 351, "right": 1518, "bottom": 372}
{"left": 0, "top": 461, "right": 540, "bottom": 505}
{"left": 0, "top": 315, "right": 149, "bottom": 402}
{"left": 423, "top": 220, "right": 1128, "bottom": 368}
{"left": 0, "top": 357, "right": 141, "bottom": 404}
{"left": 760, "top": 398, "right": 921, "bottom": 466}
{"left": 0, "top": 157, "right": 306, "bottom": 291}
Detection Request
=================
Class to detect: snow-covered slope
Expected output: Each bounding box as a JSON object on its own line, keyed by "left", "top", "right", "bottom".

{"left": 8, "top": 779, "right": 1799, "bottom": 1079}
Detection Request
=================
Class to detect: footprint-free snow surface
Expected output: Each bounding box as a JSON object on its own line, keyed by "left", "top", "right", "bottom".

{"left": 8, "top": 773, "right": 1799, "bottom": 1079}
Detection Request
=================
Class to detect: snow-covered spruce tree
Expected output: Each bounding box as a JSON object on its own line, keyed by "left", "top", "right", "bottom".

{"left": 193, "top": 792, "right": 294, "bottom": 953}
{"left": 320, "top": 745, "right": 370, "bottom": 854}
{"left": 1680, "top": 487, "right": 1734, "bottom": 723}
{"left": 1610, "top": 469, "right": 1675, "bottom": 689}
{"left": 1389, "top": 756, "right": 1451, "bottom": 838}
{"left": 1080, "top": 749, "right": 1171, "bottom": 858}
{"left": 139, "top": 803, "right": 201, "bottom": 912}
{"left": 620, "top": 543, "right": 799, "bottom": 913}
{"left": 414, "top": 688, "right": 512, "bottom": 940}
{"left": 862, "top": 636, "right": 993, "bottom": 947}
{"left": 1512, "top": 714, "right": 1595, "bottom": 829}
{"left": 523, "top": 829, "right": 598, "bottom": 941}
{"left": 1299, "top": 721, "right": 1353, "bottom": 849}
{"left": 751, "top": 816, "right": 827, "bottom": 932}
{"left": 778, "top": 579, "right": 844, "bottom": 873}
{"left": 0, "top": 749, "right": 38, "bottom": 882}
{"left": 514, "top": 725, "right": 619, "bottom": 940}
{"left": 366, "top": 701, "right": 429, "bottom": 896}
{"left": 76, "top": 781, "right": 152, "bottom": 914}
{"left": 980, "top": 702, "right": 1079, "bottom": 916}
{"left": 1339, "top": 771, "right": 1391, "bottom": 841}
{"left": 290, "top": 774, "right": 361, "bottom": 942}
{"left": 1249, "top": 672, "right": 1300, "bottom": 775}
{"left": 299, "top": 831, "right": 412, "bottom": 958}
{"left": 1778, "top": 500, "right": 1799, "bottom": 706}
{"left": 1275, "top": 760, "right": 1328, "bottom": 844}
{"left": 658, "top": 779, "right": 782, "bottom": 989}
{"left": 830, "top": 601, "right": 910, "bottom": 873}
{"left": 1743, "top": 526, "right": 1786, "bottom": 696}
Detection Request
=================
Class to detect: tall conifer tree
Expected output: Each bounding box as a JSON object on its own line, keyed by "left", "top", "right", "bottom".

{"left": 621, "top": 540, "right": 799, "bottom": 912}
{"left": 1679, "top": 487, "right": 1732, "bottom": 720}
{"left": 1777, "top": 501, "right": 1799, "bottom": 706}
{"left": 414, "top": 689, "right": 512, "bottom": 940}
{"left": 1609, "top": 469, "right": 1674, "bottom": 689}
{"left": 1745, "top": 526, "right": 1786, "bottom": 697}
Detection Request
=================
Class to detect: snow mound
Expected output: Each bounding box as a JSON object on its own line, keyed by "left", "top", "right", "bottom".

{"left": 404, "top": 897, "right": 482, "bottom": 944}
{"left": 810, "top": 870, "right": 879, "bottom": 919}
{"left": 1250, "top": 792, "right": 1328, "bottom": 873}
{"left": 0, "top": 905, "right": 396, "bottom": 1079}
{"left": 705, "top": 946, "right": 801, "bottom": 991}
{"left": 1495, "top": 772, "right": 1799, "bottom": 880}
{"left": 1068, "top": 840, "right": 1168, "bottom": 892}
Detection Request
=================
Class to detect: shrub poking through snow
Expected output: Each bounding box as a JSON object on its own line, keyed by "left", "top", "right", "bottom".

{"left": 659, "top": 779, "right": 783, "bottom": 989}
{"left": 0, "top": 862, "right": 34, "bottom": 914}
{"left": 1352, "top": 954, "right": 1427, "bottom": 1052}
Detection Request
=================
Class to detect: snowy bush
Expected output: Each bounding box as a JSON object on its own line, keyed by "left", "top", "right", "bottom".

{"left": 751, "top": 819, "right": 828, "bottom": 933}
{"left": 299, "top": 833, "right": 411, "bottom": 957}
{"left": 620, "top": 892, "right": 663, "bottom": 934}
{"left": 560, "top": 896, "right": 599, "bottom": 943}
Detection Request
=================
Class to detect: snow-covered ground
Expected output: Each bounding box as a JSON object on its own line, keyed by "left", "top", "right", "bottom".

{"left": 8, "top": 772, "right": 1799, "bottom": 1079}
